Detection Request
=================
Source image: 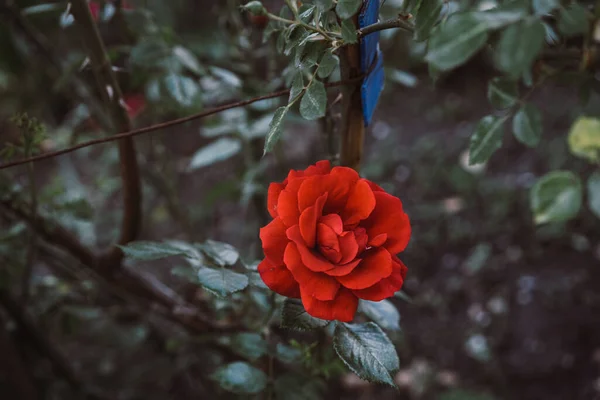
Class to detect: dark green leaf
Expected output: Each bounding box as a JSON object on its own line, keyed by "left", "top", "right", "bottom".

{"left": 495, "top": 19, "right": 545, "bottom": 77}
{"left": 300, "top": 80, "right": 327, "bottom": 120}
{"left": 212, "top": 362, "right": 267, "bottom": 394}
{"left": 425, "top": 13, "right": 489, "bottom": 71}
{"left": 512, "top": 103, "right": 542, "bottom": 147}
{"left": 333, "top": 322, "right": 400, "bottom": 386}
{"left": 318, "top": 52, "right": 338, "bottom": 78}
{"left": 200, "top": 240, "right": 239, "bottom": 266}
{"left": 119, "top": 241, "right": 189, "bottom": 260}
{"left": 414, "top": 0, "right": 442, "bottom": 41}
{"left": 275, "top": 343, "right": 303, "bottom": 364}
{"left": 487, "top": 77, "right": 518, "bottom": 109}
{"left": 172, "top": 46, "right": 205, "bottom": 75}
{"left": 336, "top": 0, "right": 362, "bottom": 19}
{"left": 341, "top": 19, "right": 358, "bottom": 44}
{"left": 264, "top": 106, "right": 289, "bottom": 154}
{"left": 533, "top": 0, "right": 559, "bottom": 15}
{"left": 242, "top": 1, "right": 267, "bottom": 16}
{"left": 290, "top": 72, "right": 305, "bottom": 102}
{"left": 359, "top": 300, "right": 400, "bottom": 331}
{"left": 188, "top": 138, "right": 242, "bottom": 170}
{"left": 558, "top": 4, "right": 589, "bottom": 37}
{"left": 315, "top": 0, "right": 334, "bottom": 11}
{"left": 281, "top": 299, "right": 329, "bottom": 331}
{"left": 472, "top": 9, "right": 527, "bottom": 29}
{"left": 530, "top": 171, "right": 582, "bottom": 224}
{"left": 196, "top": 267, "right": 249, "bottom": 296}
{"left": 163, "top": 73, "right": 200, "bottom": 107}
{"left": 230, "top": 333, "right": 268, "bottom": 361}
{"left": 587, "top": 171, "right": 600, "bottom": 219}
{"left": 469, "top": 115, "right": 507, "bottom": 165}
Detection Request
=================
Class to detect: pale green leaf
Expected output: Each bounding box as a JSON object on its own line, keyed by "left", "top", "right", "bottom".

{"left": 188, "top": 138, "right": 242, "bottom": 170}
{"left": 318, "top": 52, "right": 338, "bottom": 78}
{"left": 533, "top": 0, "right": 559, "bottom": 15}
{"left": 495, "top": 19, "right": 545, "bottom": 77}
{"left": 469, "top": 115, "right": 507, "bottom": 165}
{"left": 196, "top": 267, "right": 249, "bottom": 296}
{"left": 264, "top": 106, "right": 289, "bottom": 154}
{"left": 568, "top": 116, "right": 600, "bottom": 162}
{"left": 172, "top": 46, "right": 205, "bottom": 75}
{"left": 212, "top": 362, "right": 267, "bottom": 394}
{"left": 230, "top": 333, "right": 268, "bottom": 361}
{"left": 487, "top": 77, "right": 518, "bottom": 109}
{"left": 333, "top": 322, "right": 399, "bottom": 387}
{"left": 530, "top": 171, "right": 582, "bottom": 224}
{"left": 119, "top": 241, "right": 189, "bottom": 260}
{"left": 359, "top": 300, "right": 400, "bottom": 331}
{"left": 200, "top": 240, "right": 239, "bottom": 266}
{"left": 163, "top": 73, "right": 200, "bottom": 107}
{"left": 300, "top": 80, "right": 327, "bottom": 120}
{"left": 336, "top": 0, "right": 362, "bottom": 19}
{"left": 587, "top": 172, "right": 600, "bottom": 219}
{"left": 512, "top": 103, "right": 543, "bottom": 147}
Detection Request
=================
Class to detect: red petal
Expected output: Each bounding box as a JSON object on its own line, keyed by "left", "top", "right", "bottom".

{"left": 267, "top": 183, "right": 285, "bottom": 218}
{"left": 284, "top": 243, "right": 340, "bottom": 301}
{"left": 361, "top": 192, "right": 411, "bottom": 254}
{"left": 258, "top": 258, "right": 300, "bottom": 298}
{"left": 287, "top": 225, "right": 335, "bottom": 272}
{"left": 260, "top": 217, "right": 288, "bottom": 264}
{"left": 324, "top": 258, "right": 361, "bottom": 276}
{"left": 300, "top": 286, "right": 358, "bottom": 322}
{"left": 367, "top": 181, "right": 385, "bottom": 192}
{"left": 342, "top": 179, "right": 376, "bottom": 226}
{"left": 319, "top": 214, "right": 343, "bottom": 235}
{"left": 297, "top": 167, "right": 359, "bottom": 214}
{"left": 368, "top": 233, "right": 388, "bottom": 247}
{"left": 337, "top": 247, "right": 393, "bottom": 289}
{"left": 277, "top": 179, "right": 303, "bottom": 227}
{"left": 338, "top": 231, "right": 359, "bottom": 265}
{"left": 303, "top": 160, "right": 331, "bottom": 176}
{"left": 299, "top": 193, "right": 327, "bottom": 248}
{"left": 353, "top": 256, "right": 407, "bottom": 301}
{"left": 316, "top": 223, "right": 341, "bottom": 264}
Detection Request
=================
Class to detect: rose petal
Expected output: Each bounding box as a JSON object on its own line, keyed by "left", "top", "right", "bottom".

{"left": 299, "top": 193, "right": 327, "bottom": 248}
{"left": 267, "top": 182, "right": 285, "bottom": 218}
{"left": 287, "top": 225, "right": 335, "bottom": 272}
{"left": 361, "top": 192, "right": 411, "bottom": 254}
{"left": 367, "top": 181, "right": 385, "bottom": 192}
{"left": 324, "top": 258, "right": 361, "bottom": 276}
{"left": 258, "top": 258, "right": 300, "bottom": 298}
{"left": 368, "top": 233, "right": 388, "bottom": 247}
{"left": 352, "top": 256, "right": 407, "bottom": 301}
{"left": 319, "top": 214, "right": 343, "bottom": 235}
{"left": 259, "top": 217, "right": 288, "bottom": 265}
{"left": 304, "top": 160, "right": 331, "bottom": 176}
{"left": 337, "top": 247, "right": 393, "bottom": 289}
{"left": 284, "top": 243, "right": 340, "bottom": 301}
{"left": 342, "top": 179, "right": 376, "bottom": 227}
{"left": 300, "top": 286, "right": 358, "bottom": 322}
{"left": 297, "top": 167, "right": 359, "bottom": 214}
{"left": 277, "top": 178, "right": 303, "bottom": 227}
{"left": 316, "top": 223, "right": 341, "bottom": 264}
{"left": 338, "top": 231, "right": 359, "bottom": 265}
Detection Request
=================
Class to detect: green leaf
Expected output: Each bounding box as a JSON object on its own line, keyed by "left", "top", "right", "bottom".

{"left": 281, "top": 299, "right": 329, "bottom": 331}
{"left": 533, "top": 0, "right": 559, "bottom": 15}
{"left": 333, "top": 322, "right": 400, "bottom": 387}
{"left": 264, "top": 106, "right": 289, "bottom": 154}
{"left": 469, "top": 115, "right": 507, "bottom": 165}
{"left": 336, "top": 0, "right": 362, "bottom": 19}
{"left": 22, "top": 3, "right": 64, "bottom": 15}
{"left": 200, "top": 240, "right": 239, "bottom": 266}
{"left": 558, "top": 4, "right": 590, "bottom": 37}
{"left": 188, "top": 138, "right": 242, "bottom": 170}
{"left": 494, "top": 19, "right": 545, "bottom": 78}
{"left": 359, "top": 300, "right": 400, "bottom": 331}
{"left": 289, "top": 72, "right": 305, "bottom": 103}
{"left": 587, "top": 171, "right": 600, "bottom": 219}
{"left": 300, "top": 80, "right": 327, "bottom": 120}
{"left": 315, "top": 0, "right": 334, "bottom": 10}
{"left": 275, "top": 343, "right": 303, "bottom": 364}
{"left": 212, "top": 362, "right": 267, "bottom": 394}
{"left": 512, "top": 103, "right": 543, "bottom": 147}
{"left": 172, "top": 46, "right": 205, "bottom": 75}
{"left": 414, "top": 0, "right": 442, "bottom": 41}
{"left": 230, "top": 333, "right": 268, "bottom": 361}
{"left": 196, "top": 267, "right": 249, "bottom": 296}
{"left": 318, "top": 52, "right": 338, "bottom": 79}
{"left": 341, "top": 19, "right": 358, "bottom": 44}
{"left": 568, "top": 116, "right": 600, "bottom": 163}
{"left": 487, "top": 77, "right": 518, "bottom": 109}
{"left": 119, "top": 241, "right": 189, "bottom": 260}
{"left": 530, "top": 171, "right": 583, "bottom": 224}
{"left": 472, "top": 9, "right": 527, "bottom": 29}
{"left": 242, "top": 1, "right": 267, "bottom": 16}
{"left": 425, "top": 13, "right": 490, "bottom": 71}
{"left": 163, "top": 73, "right": 200, "bottom": 107}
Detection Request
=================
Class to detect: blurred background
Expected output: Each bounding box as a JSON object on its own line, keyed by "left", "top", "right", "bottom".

{"left": 1, "top": 0, "right": 600, "bottom": 399}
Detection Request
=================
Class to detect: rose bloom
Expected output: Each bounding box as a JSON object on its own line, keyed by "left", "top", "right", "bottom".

{"left": 258, "top": 160, "right": 411, "bottom": 322}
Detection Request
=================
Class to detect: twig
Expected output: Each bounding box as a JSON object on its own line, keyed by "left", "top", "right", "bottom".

{"left": 0, "top": 78, "right": 362, "bottom": 171}
{"left": 357, "top": 16, "right": 414, "bottom": 38}
{"left": 70, "top": 0, "right": 142, "bottom": 271}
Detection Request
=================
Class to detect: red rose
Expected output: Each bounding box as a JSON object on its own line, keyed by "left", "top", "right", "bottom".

{"left": 258, "top": 160, "right": 411, "bottom": 322}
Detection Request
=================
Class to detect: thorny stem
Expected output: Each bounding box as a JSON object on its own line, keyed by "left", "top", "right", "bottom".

{"left": 267, "top": 13, "right": 336, "bottom": 41}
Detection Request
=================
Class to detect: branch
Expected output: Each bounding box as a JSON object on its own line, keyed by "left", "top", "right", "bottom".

{"left": 0, "top": 78, "right": 362, "bottom": 171}
{"left": 70, "top": 0, "right": 141, "bottom": 271}
{"left": 357, "top": 16, "right": 414, "bottom": 38}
